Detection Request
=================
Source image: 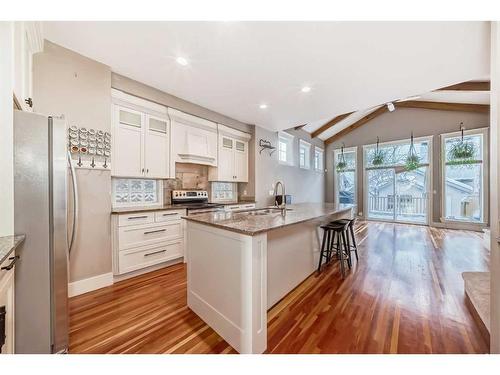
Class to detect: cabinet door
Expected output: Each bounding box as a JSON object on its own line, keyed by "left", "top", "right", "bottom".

{"left": 144, "top": 115, "right": 169, "bottom": 179}
{"left": 112, "top": 106, "right": 144, "bottom": 178}
{"left": 0, "top": 268, "right": 15, "bottom": 354}
{"left": 218, "top": 136, "right": 235, "bottom": 181}
{"left": 234, "top": 140, "right": 248, "bottom": 182}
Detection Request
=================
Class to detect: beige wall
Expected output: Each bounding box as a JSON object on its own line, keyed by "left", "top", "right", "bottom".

{"left": 33, "top": 41, "right": 112, "bottom": 282}
{"left": 254, "top": 126, "right": 325, "bottom": 207}
{"left": 325, "top": 108, "right": 489, "bottom": 225}
{"left": 111, "top": 73, "right": 256, "bottom": 200}
{"left": 0, "top": 22, "right": 14, "bottom": 237}
{"left": 490, "top": 21, "right": 500, "bottom": 354}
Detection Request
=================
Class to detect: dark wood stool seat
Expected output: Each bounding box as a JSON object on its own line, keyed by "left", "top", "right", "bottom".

{"left": 318, "top": 222, "right": 351, "bottom": 278}
{"left": 330, "top": 218, "right": 359, "bottom": 262}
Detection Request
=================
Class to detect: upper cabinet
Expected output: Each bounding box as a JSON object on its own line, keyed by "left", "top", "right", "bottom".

{"left": 111, "top": 90, "right": 172, "bottom": 179}
{"left": 169, "top": 108, "right": 218, "bottom": 170}
{"left": 13, "top": 22, "right": 43, "bottom": 112}
{"left": 209, "top": 124, "right": 251, "bottom": 182}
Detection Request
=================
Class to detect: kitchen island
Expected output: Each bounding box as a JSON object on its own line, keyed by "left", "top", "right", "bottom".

{"left": 184, "top": 203, "right": 353, "bottom": 353}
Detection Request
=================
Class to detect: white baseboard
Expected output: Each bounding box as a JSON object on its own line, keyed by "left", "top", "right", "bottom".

{"left": 68, "top": 272, "right": 114, "bottom": 297}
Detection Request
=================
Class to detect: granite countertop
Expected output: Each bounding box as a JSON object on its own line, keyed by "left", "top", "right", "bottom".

{"left": 111, "top": 204, "right": 192, "bottom": 214}
{"left": 0, "top": 234, "right": 26, "bottom": 265}
{"left": 184, "top": 203, "right": 354, "bottom": 236}
{"left": 111, "top": 201, "right": 257, "bottom": 214}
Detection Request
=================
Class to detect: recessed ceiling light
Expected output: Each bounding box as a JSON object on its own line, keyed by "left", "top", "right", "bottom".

{"left": 386, "top": 102, "right": 395, "bottom": 112}
{"left": 176, "top": 56, "right": 189, "bottom": 66}
{"left": 259, "top": 104, "right": 268, "bottom": 109}
{"left": 301, "top": 86, "right": 311, "bottom": 93}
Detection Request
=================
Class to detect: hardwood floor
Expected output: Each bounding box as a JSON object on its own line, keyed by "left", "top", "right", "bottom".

{"left": 69, "top": 221, "right": 490, "bottom": 354}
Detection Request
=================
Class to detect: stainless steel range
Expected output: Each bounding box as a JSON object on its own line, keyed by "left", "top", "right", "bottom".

{"left": 171, "top": 190, "right": 224, "bottom": 215}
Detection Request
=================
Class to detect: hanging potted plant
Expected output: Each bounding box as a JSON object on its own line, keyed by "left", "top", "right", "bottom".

{"left": 336, "top": 144, "right": 348, "bottom": 172}
{"left": 372, "top": 137, "right": 385, "bottom": 166}
{"left": 404, "top": 132, "right": 420, "bottom": 171}
{"left": 447, "top": 123, "right": 476, "bottom": 165}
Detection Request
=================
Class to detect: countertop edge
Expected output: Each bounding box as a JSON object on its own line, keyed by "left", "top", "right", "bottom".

{"left": 0, "top": 234, "right": 26, "bottom": 265}
{"left": 184, "top": 207, "right": 353, "bottom": 236}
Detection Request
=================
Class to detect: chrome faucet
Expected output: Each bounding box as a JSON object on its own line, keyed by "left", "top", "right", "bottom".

{"left": 273, "top": 180, "right": 286, "bottom": 216}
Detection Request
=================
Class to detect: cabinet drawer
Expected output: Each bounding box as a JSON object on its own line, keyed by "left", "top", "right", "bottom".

{"left": 118, "top": 240, "right": 183, "bottom": 274}
{"left": 155, "top": 210, "right": 185, "bottom": 222}
{"left": 118, "top": 222, "right": 183, "bottom": 250}
{"left": 240, "top": 203, "right": 255, "bottom": 210}
{"left": 118, "top": 212, "right": 155, "bottom": 227}
{"left": 225, "top": 205, "right": 242, "bottom": 211}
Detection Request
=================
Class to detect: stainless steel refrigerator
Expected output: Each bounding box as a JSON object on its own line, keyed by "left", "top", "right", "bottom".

{"left": 13, "top": 110, "right": 78, "bottom": 353}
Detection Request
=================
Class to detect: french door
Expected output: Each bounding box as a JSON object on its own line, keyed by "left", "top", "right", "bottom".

{"left": 364, "top": 138, "right": 431, "bottom": 225}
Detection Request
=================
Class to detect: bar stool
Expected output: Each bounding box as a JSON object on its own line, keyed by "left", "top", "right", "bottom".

{"left": 332, "top": 218, "right": 359, "bottom": 262}
{"left": 318, "top": 222, "right": 351, "bottom": 278}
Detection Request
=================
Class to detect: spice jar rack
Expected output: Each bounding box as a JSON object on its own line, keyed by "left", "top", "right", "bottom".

{"left": 68, "top": 125, "right": 111, "bottom": 170}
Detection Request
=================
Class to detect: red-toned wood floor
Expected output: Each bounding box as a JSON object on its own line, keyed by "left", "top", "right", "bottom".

{"left": 69, "top": 221, "right": 489, "bottom": 353}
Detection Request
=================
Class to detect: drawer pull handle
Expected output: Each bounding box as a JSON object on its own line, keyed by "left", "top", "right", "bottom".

{"left": 230, "top": 207, "right": 239, "bottom": 210}
{"left": 128, "top": 216, "right": 148, "bottom": 220}
{"left": 144, "top": 229, "right": 167, "bottom": 235}
{"left": 162, "top": 213, "right": 178, "bottom": 216}
{"left": 1, "top": 255, "right": 20, "bottom": 271}
{"left": 144, "top": 249, "right": 167, "bottom": 257}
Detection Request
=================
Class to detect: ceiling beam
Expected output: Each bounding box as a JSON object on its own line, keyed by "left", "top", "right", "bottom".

{"left": 311, "top": 112, "right": 353, "bottom": 138}
{"left": 395, "top": 100, "right": 489, "bottom": 113}
{"left": 436, "top": 80, "right": 490, "bottom": 91}
{"left": 325, "top": 106, "right": 388, "bottom": 145}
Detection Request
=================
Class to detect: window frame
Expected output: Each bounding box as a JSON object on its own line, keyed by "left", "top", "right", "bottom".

{"left": 440, "top": 127, "right": 489, "bottom": 224}
{"left": 333, "top": 146, "right": 357, "bottom": 206}
{"left": 112, "top": 178, "right": 164, "bottom": 208}
{"left": 278, "top": 132, "right": 294, "bottom": 166}
{"left": 314, "top": 147, "right": 324, "bottom": 172}
{"left": 299, "top": 139, "right": 312, "bottom": 169}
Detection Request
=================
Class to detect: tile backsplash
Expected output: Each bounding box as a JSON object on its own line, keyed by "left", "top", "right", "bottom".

{"left": 163, "top": 163, "right": 209, "bottom": 204}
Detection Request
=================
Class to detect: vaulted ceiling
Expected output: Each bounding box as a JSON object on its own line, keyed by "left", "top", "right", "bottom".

{"left": 43, "top": 21, "right": 490, "bottom": 134}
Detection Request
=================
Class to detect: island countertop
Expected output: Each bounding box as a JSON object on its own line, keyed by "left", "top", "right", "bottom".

{"left": 184, "top": 203, "right": 353, "bottom": 236}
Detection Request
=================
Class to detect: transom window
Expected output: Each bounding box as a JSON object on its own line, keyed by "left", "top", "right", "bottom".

{"left": 278, "top": 132, "right": 294, "bottom": 165}
{"left": 112, "top": 178, "right": 162, "bottom": 207}
{"left": 314, "top": 147, "right": 324, "bottom": 172}
{"left": 299, "top": 140, "right": 311, "bottom": 169}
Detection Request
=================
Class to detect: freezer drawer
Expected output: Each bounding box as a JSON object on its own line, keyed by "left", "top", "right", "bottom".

{"left": 118, "top": 240, "right": 183, "bottom": 274}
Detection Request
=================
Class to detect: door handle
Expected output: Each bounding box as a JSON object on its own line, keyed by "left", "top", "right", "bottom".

{"left": 144, "top": 229, "right": 166, "bottom": 235}
{"left": 1, "top": 256, "right": 20, "bottom": 271}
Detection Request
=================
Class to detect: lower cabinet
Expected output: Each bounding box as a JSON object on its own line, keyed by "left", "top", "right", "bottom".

{"left": 112, "top": 209, "right": 186, "bottom": 277}
{"left": 0, "top": 255, "right": 15, "bottom": 354}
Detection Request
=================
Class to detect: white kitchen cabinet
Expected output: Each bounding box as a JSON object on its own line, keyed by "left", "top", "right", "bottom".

{"left": 111, "top": 90, "right": 171, "bottom": 179}
{"left": 111, "top": 209, "right": 186, "bottom": 278}
{"left": 169, "top": 108, "right": 218, "bottom": 170}
{"left": 13, "top": 21, "right": 43, "bottom": 112}
{"left": 209, "top": 124, "right": 250, "bottom": 182}
{"left": 0, "top": 254, "right": 15, "bottom": 354}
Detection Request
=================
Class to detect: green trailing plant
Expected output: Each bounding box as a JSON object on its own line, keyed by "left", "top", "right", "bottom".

{"left": 447, "top": 124, "right": 477, "bottom": 165}
{"left": 336, "top": 144, "right": 347, "bottom": 172}
{"left": 404, "top": 132, "right": 420, "bottom": 171}
{"left": 372, "top": 137, "right": 385, "bottom": 166}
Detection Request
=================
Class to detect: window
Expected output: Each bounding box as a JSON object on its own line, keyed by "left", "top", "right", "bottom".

{"left": 212, "top": 182, "right": 237, "bottom": 202}
{"left": 278, "top": 132, "right": 294, "bottom": 165}
{"left": 334, "top": 147, "right": 357, "bottom": 205}
{"left": 299, "top": 140, "right": 311, "bottom": 169}
{"left": 112, "top": 178, "right": 162, "bottom": 207}
{"left": 314, "top": 147, "right": 324, "bottom": 172}
{"left": 442, "top": 128, "right": 488, "bottom": 223}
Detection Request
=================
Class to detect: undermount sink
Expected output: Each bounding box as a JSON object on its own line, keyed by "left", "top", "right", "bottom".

{"left": 246, "top": 207, "right": 293, "bottom": 215}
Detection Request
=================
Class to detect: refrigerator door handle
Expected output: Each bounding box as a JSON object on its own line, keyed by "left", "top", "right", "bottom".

{"left": 67, "top": 151, "right": 78, "bottom": 256}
